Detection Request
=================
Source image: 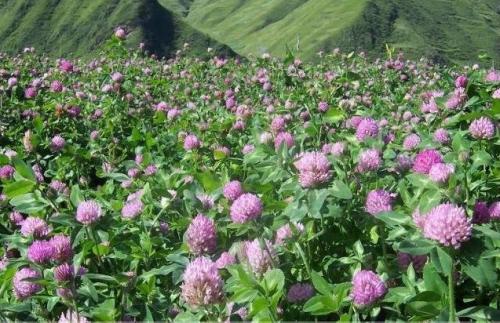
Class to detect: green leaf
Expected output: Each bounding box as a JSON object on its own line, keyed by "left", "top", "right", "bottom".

{"left": 457, "top": 306, "right": 500, "bottom": 321}
{"left": 376, "top": 211, "right": 409, "bottom": 227}
{"left": 81, "top": 276, "right": 98, "bottom": 302}
{"left": 0, "top": 302, "right": 32, "bottom": 313}
{"left": 262, "top": 269, "right": 284, "bottom": 294}
{"left": 418, "top": 189, "right": 442, "bottom": 213}
{"left": 9, "top": 192, "right": 48, "bottom": 214}
{"left": 70, "top": 185, "right": 84, "bottom": 207}
{"left": 195, "top": 171, "right": 220, "bottom": 192}
{"left": 430, "top": 247, "right": 452, "bottom": 276}
{"left": 423, "top": 263, "right": 447, "bottom": 296}
{"left": 173, "top": 312, "right": 200, "bottom": 323}
{"left": 471, "top": 150, "right": 492, "bottom": 169}
{"left": 308, "top": 189, "right": 329, "bottom": 218}
{"left": 4, "top": 180, "right": 35, "bottom": 198}
{"left": 330, "top": 180, "right": 352, "bottom": 199}
{"left": 311, "top": 271, "right": 333, "bottom": 296}
{"left": 406, "top": 301, "right": 441, "bottom": 319}
{"left": 91, "top": 298, "right": 116, "bottom": 322}
{"left": 303, "top": 295, "right": 337, "bottom": 315}
{"left": 12, "top": 157, "right": 35, "bottom": 181}
{"left": 323, "top": 108, "right": 345, "bottom": 123}
{"left": 463, "top": 258, "right": 497, "bottom": 289}
{"left": 232, "top": 288, "right": 259, "bottom": 303}
{"left": 85, "top": 273, "right": 119, "bottom": 284}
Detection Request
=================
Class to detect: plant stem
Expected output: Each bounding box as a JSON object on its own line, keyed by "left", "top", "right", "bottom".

{"left": 87, "top": 226, "right": 102, "bottom": 265}
{"left": 294, "top": 242, "right": 311, "bottom": 279}
{"left": 448, "top": 260, "right": 456, "bottom": 322}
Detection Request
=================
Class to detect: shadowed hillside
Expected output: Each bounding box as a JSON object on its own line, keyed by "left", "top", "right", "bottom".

{"left": 0, "top": 0, "right": 233, "bottom": 57}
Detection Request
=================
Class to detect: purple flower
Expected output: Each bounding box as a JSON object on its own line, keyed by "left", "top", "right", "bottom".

{"left": 144, "top": 164, "right": 157, "bottom": 176}
{"left": 9, "top": 211, "right": 24, "bottom": 225}
{"left": 422, "top": 203, "right": 472, "bottom": 249}
{"left": 50, "top": 80, "right": 63, "bottom": 92}
{"left": 51, "top": 135, "right": 65, "bottom": 152}
{"left": 181, "top": 256, "right": 223, "bottom": 307}
{"left": 287, "top": 283, "right": 314, "bottom": 303}
{"left": 186, "top": 214, "right": 217, "bottom": 255}
{"left": 0, "top": 165, "right": 15, "bottom": 180}
{"left": 49, "top": 180, "right": 69, "bottom": 195}
{"left": 294, "top": 152, "right": 332, "bottom": 188}
{"left": 493, "top": 88, "right": 500, "bottom": 99}
{"left": 403, "top": 134, "right": 421, "bottom": 150}
{"left": 121, "top": 199, "right": 143, "bottom": 219}
{"left": 197, "top": 194, "right": 214, "bottom": 210}
{"left": 230, "top": 193, "right": 263, "bottom": 223}
{"left": 245, "top": 239, "right": 277, "bottom": 276}
{"left": 434, "top": 128, "right": 450, "bottom": 144}
{"left": 412, "top": 149, "right": 443, "bottom": 174}
{"left": 49, "top": 234, "right": 73, "bottom": 262}
{"left": 271, "top": 116, "right": 286, "bottom": 133}
{"left": 13, "top": 268, "right": 42, "bottom": 299}
{"left": 58, "top": 310, "right": 89, "bottom": 323}
{"left": 455, "top": 75, "right": 468, "bottom": 88}
{"left": 428, "top": 163, "right": 454, "bottom": 183}
{"left": 469, "top": 117, "right": 495, "bottom": 140}
{"left": 242, "top": 144, "right": 255, "bottom": 154}
{"left": 357, "top": 149, "right": 381, "bottom": 172}
{"left": 27, "top": 240, "right": 55, "bottom": 264}
{"left": 76, "top": 200, "right": 102, "bottom": 225}
{"left": 485, "top": 70, "right": 500, "bottom": 83}
{"left": 59, "top": 59, "right": 74, "bottom": 73}
{"left": 20, "top": 217, "right": 51, "bottom": 238}
{"left": 365, "top": 190, "right": 394, "bottom": 215}
{"left": 223, "top": 180, "right": 244, "bottom": 201}
{"left": 183, "top": 134, "right": 200, "bottom": 150}
{"left": 274, "top": 132, "right": 295, "bottom": 150}
{"left": 397, "top": 253, "right": 427, "bottom": 271}
{"left": 111, "top": 72, "right": 123, "bottom": 82}
{"left": 7, "top": 77, "right": 17, "bottom": 88}
{"left": 215, "top": 251, "right": 236, "bottom": 269}
{"left": 350, "top": 270, "right": 387, "bottom": 307}
{"left": 318, "top": 101, "right": 329, "bottom": 113}
{"left": 472, "top": 201, "right": 490, "bottom": 224}
{"left": 275, "top": 223, "right": 304, "bottom": 245}
{"left": 489, "top": 202, "right": 500, "bottom": 220}
{"left": 53, "top": 263, "right": 74, "bottom": 282}
{"left": 355, "top": 118, "right": 379, "bottom": 142}
{"left": 24, "top": 87, "right": 38, "bottom": 99}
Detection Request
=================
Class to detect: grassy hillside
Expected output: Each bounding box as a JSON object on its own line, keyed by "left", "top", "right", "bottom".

{"left": 0, "top": 0, "right": 232, "bottom": 58}
{"left": 1, "top": 0, "right": 499, "bottom": 63}
{"left": 181, "top": 0, "right": 500, "bottom": 63}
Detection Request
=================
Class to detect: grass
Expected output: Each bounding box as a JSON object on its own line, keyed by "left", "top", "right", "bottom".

{"left": 0, "top": 0, "right": 499, "bottom": 63}
{"left": 0, "top": 0, "right": 231, "bottom": 58}
{"left": 180, "top": 0, "right": 500, "bottom": 63}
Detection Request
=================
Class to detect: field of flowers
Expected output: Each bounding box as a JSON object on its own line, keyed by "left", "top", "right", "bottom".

{"left": 0, "top": 31, "right": 499, "bottom": 322}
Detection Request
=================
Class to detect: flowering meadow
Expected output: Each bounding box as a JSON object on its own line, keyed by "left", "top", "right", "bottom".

{"left": 0, "top": 31, "right": 499, "bottom": 322}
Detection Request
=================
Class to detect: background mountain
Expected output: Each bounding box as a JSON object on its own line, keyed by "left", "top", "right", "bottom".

{"left": 0, "top": 0, "right": 232, "bottom": 58}
{"left": 1, "top": 0, "right": 499, "bottom": 64}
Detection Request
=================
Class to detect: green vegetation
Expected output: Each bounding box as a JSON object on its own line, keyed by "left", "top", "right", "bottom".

{"left": 0, "top": 0, "right": 231, "bottom": 58}
{"left": 180, "top": 0, "right": 500, "bottom": 63}
{"left": 1, "top": 0, "right": 499, "bottom": 63}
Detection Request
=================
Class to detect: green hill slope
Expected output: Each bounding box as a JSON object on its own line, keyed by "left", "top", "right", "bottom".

{"left": 0, "top": 0, "right": 232, "bottom": 57}
{"left": 181, "top": 0, "right": 500, "bottom": 63}
{"left": 1, "top": 0, "right": 499, "bottom": 63}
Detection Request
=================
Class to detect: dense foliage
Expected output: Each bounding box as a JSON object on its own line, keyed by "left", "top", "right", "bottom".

{"left": 0, "top": 33, "right": 499, "bottom": 322}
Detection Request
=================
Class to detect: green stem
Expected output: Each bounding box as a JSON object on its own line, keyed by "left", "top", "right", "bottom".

{"left": 87, "top": 226, "right": 102, "bottom": 265}
{"left": 294, "top": 242, "right": 312, "bottom": 279}
{"left": 448, "top": 260, "right": 456, "bottom": 322}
